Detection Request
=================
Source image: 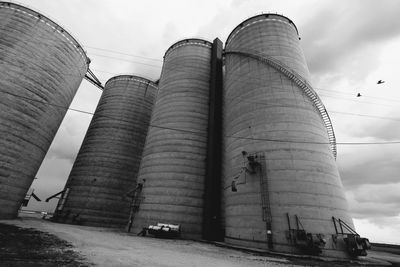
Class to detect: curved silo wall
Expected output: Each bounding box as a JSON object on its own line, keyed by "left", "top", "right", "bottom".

{"left": 57, "top": 75, "right": 157, "bottom": 227}
{"left": 222, "top": 14, "right": 354, "bottom": 257}
{"left": 131, "top": 39, "right": 212, "bottom": 239}
{"left": 0, "top": 2, "right": 88, "bottom": 219}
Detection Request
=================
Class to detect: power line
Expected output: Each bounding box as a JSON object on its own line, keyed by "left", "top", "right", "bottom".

{"left": 86, "top": 49, "right": 400, "bottom": 105}
{"left": 89, "top": 53, "right": 163, "bottom": 69}
{"left": 223, "top": 96, "right": 400, "bottom": 121}
{"left": 329, "top": 110, "right": 400, "bottom": 122}
{"left": 3, "top": 37, "right": 400, "bottom": 111}
{"left": 5, "top": 36, "right": 400, "bottom": 106}
{"left": 2, "top": 58, "right": 399, "bottom": 119}
{"left": 85, "top": 45, "right": 163, "bottom": 62}
{"left": 318, "top": 93, "right": 398, "bottom": 108}
{"left": 2, "top": 89, "right": 400, "bottom": 146}
{"left": 317, "top": 88, "right": 400, "bottom": 104}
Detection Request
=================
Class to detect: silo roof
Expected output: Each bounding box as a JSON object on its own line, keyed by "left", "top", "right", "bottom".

{"left": 105, "top": 75, "right": 158, "bottom": 89}
{"left": 164, "top": 38, "right": 212, "bottom": 58}
{"left": 0, "top": 1, "right": 89, "bottom": 68}
{"left": 225, "top": 13, "right": 299, "bottom": 46}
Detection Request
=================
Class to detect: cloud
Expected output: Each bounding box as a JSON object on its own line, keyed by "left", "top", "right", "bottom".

{"left": 348, "top": 119, "right": 400, "bottom": 141}
{"left": 354, "top": 217, "right": 400, "bottom": 244}
{"left": 338, "top": 145, "right": 400, "bottom": 188}
{"left": 45, "top": 111, "right": 94, "bottom": 163}
{"left": 346, "top": 183, "right": 400, "bottom": 221}
{"left": 301, "top": 0, "right": 400, "bottom": 80}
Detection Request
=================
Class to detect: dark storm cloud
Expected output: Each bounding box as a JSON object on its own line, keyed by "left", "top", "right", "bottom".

{"left": 301, "top": 0, "right": 400, "bottom": 77}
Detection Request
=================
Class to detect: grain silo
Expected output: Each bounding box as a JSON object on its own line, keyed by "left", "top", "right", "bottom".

{"left": 129, "top": 39, "right": 212, "bottom": 239}
{"left": 222, "top": 14, "right": 363, "bottom": 257}
{"left": 55, "top": 75, "right": 157, "bottom": 227}
{"left": 0, "top": 2, "right": 88, "bottom": 219}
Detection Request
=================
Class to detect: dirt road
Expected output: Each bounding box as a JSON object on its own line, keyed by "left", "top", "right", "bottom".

{"left": 0, "top": 216, "right": 394, "bottom": 266}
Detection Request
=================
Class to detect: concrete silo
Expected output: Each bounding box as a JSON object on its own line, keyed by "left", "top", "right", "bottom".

{"left": 222, "top": 14, "right": 358, "bottom": 257}
{"left": 56, "top": 75, "right": 157, "bottom": 227}
{"left": 130, "top": 39, "right": 212, "bottom": 239}
{"left": 0, "top": 2, "right": 88, "bottom": 218}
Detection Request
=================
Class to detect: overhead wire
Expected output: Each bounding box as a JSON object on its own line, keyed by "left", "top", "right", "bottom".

{"left": 317, "top": 93, "right": 399, "bottom": 108}
{"left": 7, "top": 37, "right": 400, "bottom": 105}
{"left": 4, "top": 38, "right": 400, "bottom": 126}
{"left": 84, "top": 45, "right": 163, "bottom": 62}
{"left": 2, "top": 90, "right": 400, "bottom": 146}
{"left": 86, "top": 47, "right": 400, "bottom": 105}
{"left": 6, "top": 36, "right": 400, "bottom": 101}
{"left": 2, "top": 59, "right": 399, "bottom": 124}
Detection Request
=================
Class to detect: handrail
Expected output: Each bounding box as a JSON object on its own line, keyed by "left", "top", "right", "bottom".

{"left": 45, "top": 189, "right": 65, "bottom": 202}
{"left": 332, "top": 216, "right": 358, "bottom": 235}
{"left": 84, "top": 68, "right": 104, "bottom": 90}
{"left": 224, "top": 50, "right": 337, "bottom": 159}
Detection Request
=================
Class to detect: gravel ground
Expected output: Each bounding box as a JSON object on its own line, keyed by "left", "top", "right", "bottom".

{"left": 0, "top": 222, "right": 89, "bottom": 266}
{"left": 0, "top": 215, "right": 395, "bottom": 266}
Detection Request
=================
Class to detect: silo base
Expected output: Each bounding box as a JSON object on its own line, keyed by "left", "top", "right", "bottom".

{"left": 0, "top": 200, "right": 20, "bottom": 219}
{"left": 224, "top": 236, "right": 358, "bottom": 259}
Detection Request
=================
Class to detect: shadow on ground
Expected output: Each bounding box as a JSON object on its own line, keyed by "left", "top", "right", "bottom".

{"left": 0, "top": 223, "right": 90, "bottom": 266}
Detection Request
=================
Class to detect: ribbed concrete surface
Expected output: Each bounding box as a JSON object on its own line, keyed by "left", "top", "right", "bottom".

{"left": 0, "top": 2, "right": 88, "bottom": 219}
{"left": 131, "top": 39, "right": 212, "bottom": 239}
{"left": 59, "top": 75, "right": 157, "bottom": 227}
{"left": 222, "top": 14, "right": 354, "bottom": 257}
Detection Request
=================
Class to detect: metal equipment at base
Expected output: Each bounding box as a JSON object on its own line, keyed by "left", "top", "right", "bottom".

{"left": 286, "top": 214, "right": 326, "bottom": 255}
{"left": 332, "top": 217, "right": 371, "bottom": 256}
{"left": 21, "top": 188, "right": 41, "bottom": 207}
{"left": 138, "top": 223, "right": 181, "bottom": 239}
{"left": 227, "top": 152, "right": 274, "bottom": 250}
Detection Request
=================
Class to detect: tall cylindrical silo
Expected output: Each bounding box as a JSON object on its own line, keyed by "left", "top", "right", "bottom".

{"left": 222, "top": 14, "right": 354, "bottom": 257}
{"left": 0, "top": 2, "right": 88, "bottom": 219}
{"left": 56, "top": 75, "right": 157, "bottom": 227}
{"left": 130, "top": 39, "right": 212, "bottom": 239}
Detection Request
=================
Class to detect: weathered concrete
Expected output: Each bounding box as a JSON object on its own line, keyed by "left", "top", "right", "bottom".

{"left": 0, "top": 2, "right": 88, "bottom": 219}
{"left": 222, "top": 14, "right": 354, "bottom": 257}
{"left": 58, "top": 75, "right": 157, "bottom": 227}
{"left": 131, "top": 39, "right": 212, "bottom": 239}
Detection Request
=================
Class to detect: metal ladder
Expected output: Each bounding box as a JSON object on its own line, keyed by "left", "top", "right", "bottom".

{"left": 224, "top": 50, "right": 337, "bottom": 159}
{"left": 258, "top": 153, "right": 273, "bottom": 249}
{"left": 126, "top": 183, "right": 144, "bottom": 232}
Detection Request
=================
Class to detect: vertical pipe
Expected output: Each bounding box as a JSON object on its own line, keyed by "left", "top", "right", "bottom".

{"left": 203, "top": 38, "right": 223, "bottom": 241}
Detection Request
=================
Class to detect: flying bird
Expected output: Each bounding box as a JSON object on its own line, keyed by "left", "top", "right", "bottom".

{"left": 357, "top": 93, "right": 362, "bottom": 97}
{"left": 377, "top": 80, "right": 385, "bottom": 84}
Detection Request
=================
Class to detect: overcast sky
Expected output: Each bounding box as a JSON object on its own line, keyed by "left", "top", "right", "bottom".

{"left": 16, "top": 0, "right": 400, "bottom": 244}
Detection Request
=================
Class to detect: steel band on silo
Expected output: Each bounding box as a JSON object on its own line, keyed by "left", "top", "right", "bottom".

{"left": 0, "top": 2, "right": 88, "bottom": 219}
{"left": 222, "top": 14, "right": 354, "bottom": 257}
{"left": 57, "top": 75, "right": 157, "bottom": 227}
{"left": 131, "top": 39, "right": 212, "bottom": 239}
